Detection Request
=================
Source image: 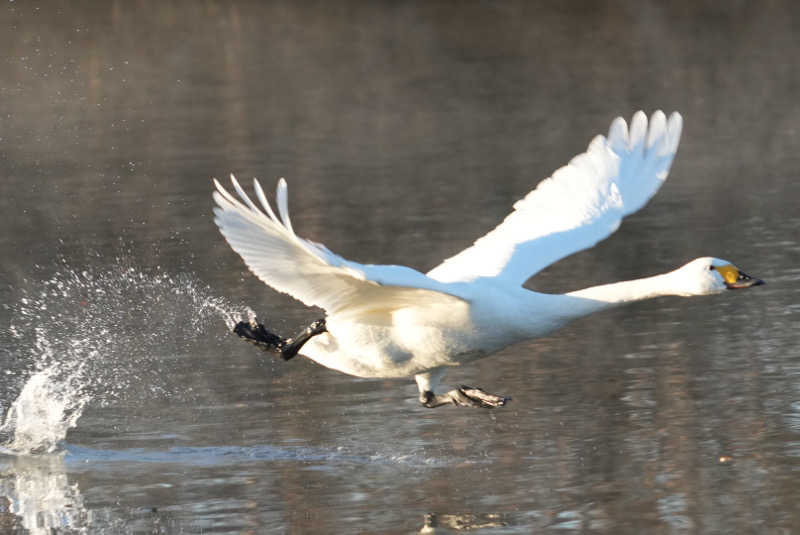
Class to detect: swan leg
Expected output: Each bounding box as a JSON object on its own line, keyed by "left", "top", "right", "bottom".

{"left": 415, "top": 370, "right": 510, "bottom": 409}
{"left": 233, "top": 318, "right": 326, "bottom": 361}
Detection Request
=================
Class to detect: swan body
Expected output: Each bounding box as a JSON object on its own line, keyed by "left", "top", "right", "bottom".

{"left": 213, "top": 111, "right": 763, "bottom": 408}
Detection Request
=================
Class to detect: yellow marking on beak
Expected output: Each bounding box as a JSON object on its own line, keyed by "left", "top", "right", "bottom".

{"left": 714, "top": 265, "right": 739, "bottom": 284}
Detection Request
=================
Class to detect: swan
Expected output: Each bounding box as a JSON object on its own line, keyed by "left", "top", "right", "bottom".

{"left": 212, "top": 111, "right": 763, "bottom": 408}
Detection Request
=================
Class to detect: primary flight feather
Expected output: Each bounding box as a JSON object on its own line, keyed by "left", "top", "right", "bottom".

{"left": 428, "top": 111, "right": 682, "bottom": 284}
{"left": 213, "top": 111, "right": 763, "bottom": 409}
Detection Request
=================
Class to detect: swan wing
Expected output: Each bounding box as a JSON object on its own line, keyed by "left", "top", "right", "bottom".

{"left": 213, "top": 175, "right": 465, "bottom": 317}
{"left": 426, "top": 111, "right": 683, "bottom": 285}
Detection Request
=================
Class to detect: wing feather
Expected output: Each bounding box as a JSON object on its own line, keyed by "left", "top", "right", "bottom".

{"left": 213, "top": 176, "right": 465, "bottom": 317}
{"left": 427, "top": 111, "right": 683, "bottom": 285}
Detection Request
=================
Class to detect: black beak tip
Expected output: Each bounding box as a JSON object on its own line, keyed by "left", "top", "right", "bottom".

{"left": 726, "top": 277, "right": 765, "bottom": 289}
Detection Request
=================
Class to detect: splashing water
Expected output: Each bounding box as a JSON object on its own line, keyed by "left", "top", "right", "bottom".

{"left": 0, "top": 261, "right": 255, "bottom": 454}
{"left": 0, "top": 365, "right": 90, "bottom": 454}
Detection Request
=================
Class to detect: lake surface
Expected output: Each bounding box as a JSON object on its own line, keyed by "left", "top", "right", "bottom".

{"left": 0, "top": 1, "right": 798, "bottom": 533}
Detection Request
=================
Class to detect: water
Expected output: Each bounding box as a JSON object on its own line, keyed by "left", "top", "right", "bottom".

{"left": 1, "top": 1, "right": 799, "bottom": 533}
{"left": 1, "top": 262, "right": 252, "bottom": 455}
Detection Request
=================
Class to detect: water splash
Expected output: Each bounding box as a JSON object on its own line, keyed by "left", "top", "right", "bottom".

{"left": 0, "top": 365, "right": 90, "bottom": 454}
{"left": 0, "top": 261, "right": 255, "bottom": 455}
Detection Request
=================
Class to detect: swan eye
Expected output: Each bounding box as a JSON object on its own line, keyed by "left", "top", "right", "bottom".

{"left": 708, "top": 265, "right": 714, "bottom": 270}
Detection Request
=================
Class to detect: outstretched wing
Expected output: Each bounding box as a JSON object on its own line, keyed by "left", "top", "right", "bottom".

{"left": 426, "top": 111, "right": 683, "bottom": 285}
{"left": 213, "top": 175, "right": 464, "bottom": 317}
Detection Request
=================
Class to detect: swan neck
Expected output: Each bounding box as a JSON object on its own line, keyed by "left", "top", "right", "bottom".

{"left": 511, "top": 272, "right": 681, "bottom": 340}
{"left": 565, "top": 271, "right": 680, "bottom": 314}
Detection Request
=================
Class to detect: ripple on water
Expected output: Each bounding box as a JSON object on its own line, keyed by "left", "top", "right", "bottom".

{"left": 63, "top": 443, "right": 455, "bottom": 471}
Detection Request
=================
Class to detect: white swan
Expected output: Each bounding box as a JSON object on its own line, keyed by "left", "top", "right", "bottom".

{"left": 212, "top": 111, "right": 763, "bottom": 408}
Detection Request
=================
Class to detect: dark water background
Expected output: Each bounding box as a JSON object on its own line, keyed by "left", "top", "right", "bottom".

{"left": 0, "top": 1, "right": 798, "bottom": 533}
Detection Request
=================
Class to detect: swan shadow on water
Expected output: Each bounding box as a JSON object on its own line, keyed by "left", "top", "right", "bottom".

{"left": 212, "top": 110, "right": 764, "bottom": 408}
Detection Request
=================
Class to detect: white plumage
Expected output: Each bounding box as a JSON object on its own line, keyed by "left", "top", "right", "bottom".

{"left": 213, "top": 111, "right": 763, "bottom": 408}
{"left": 428, "top": 111, "right": 682, "bottom": 284}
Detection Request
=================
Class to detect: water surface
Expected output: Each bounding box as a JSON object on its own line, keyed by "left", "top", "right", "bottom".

{"left": 0, "top": 2, "right": 798, "bottom": 533}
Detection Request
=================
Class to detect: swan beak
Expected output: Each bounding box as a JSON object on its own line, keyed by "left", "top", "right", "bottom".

{"left": 724, "top": 270, "right": 765, "bottom": 290}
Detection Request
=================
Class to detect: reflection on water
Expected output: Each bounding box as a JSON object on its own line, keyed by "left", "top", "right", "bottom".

{"left": 420, "top": 513, "right": 507, "bottom": 533}
{"left": 1, "top": 0, "right": 799, "bottom": 533}
{"left": 0, "top": 453, "right": 87, "bottom": 534}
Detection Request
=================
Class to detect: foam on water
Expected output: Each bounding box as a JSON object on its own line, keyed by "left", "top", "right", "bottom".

{"left": 0, "top": 260, "right": 255, "bottom": 455}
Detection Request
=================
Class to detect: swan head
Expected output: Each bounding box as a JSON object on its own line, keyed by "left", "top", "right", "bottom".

{"left": 671, "top": 257, "right": 765, "bottom": 296}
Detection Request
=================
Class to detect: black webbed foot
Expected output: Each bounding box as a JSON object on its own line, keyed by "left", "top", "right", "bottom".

{"left": 233, "top": 320, "right": 286, "bottom": 353}
{"left": 455, "top": 385, "right": 510, "bottom": 408}
{"left": 420, "top": 385, "right": 511, "bottom": 409}
{"left": 232, "top": 318, "right": 327, "bottom": 361}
